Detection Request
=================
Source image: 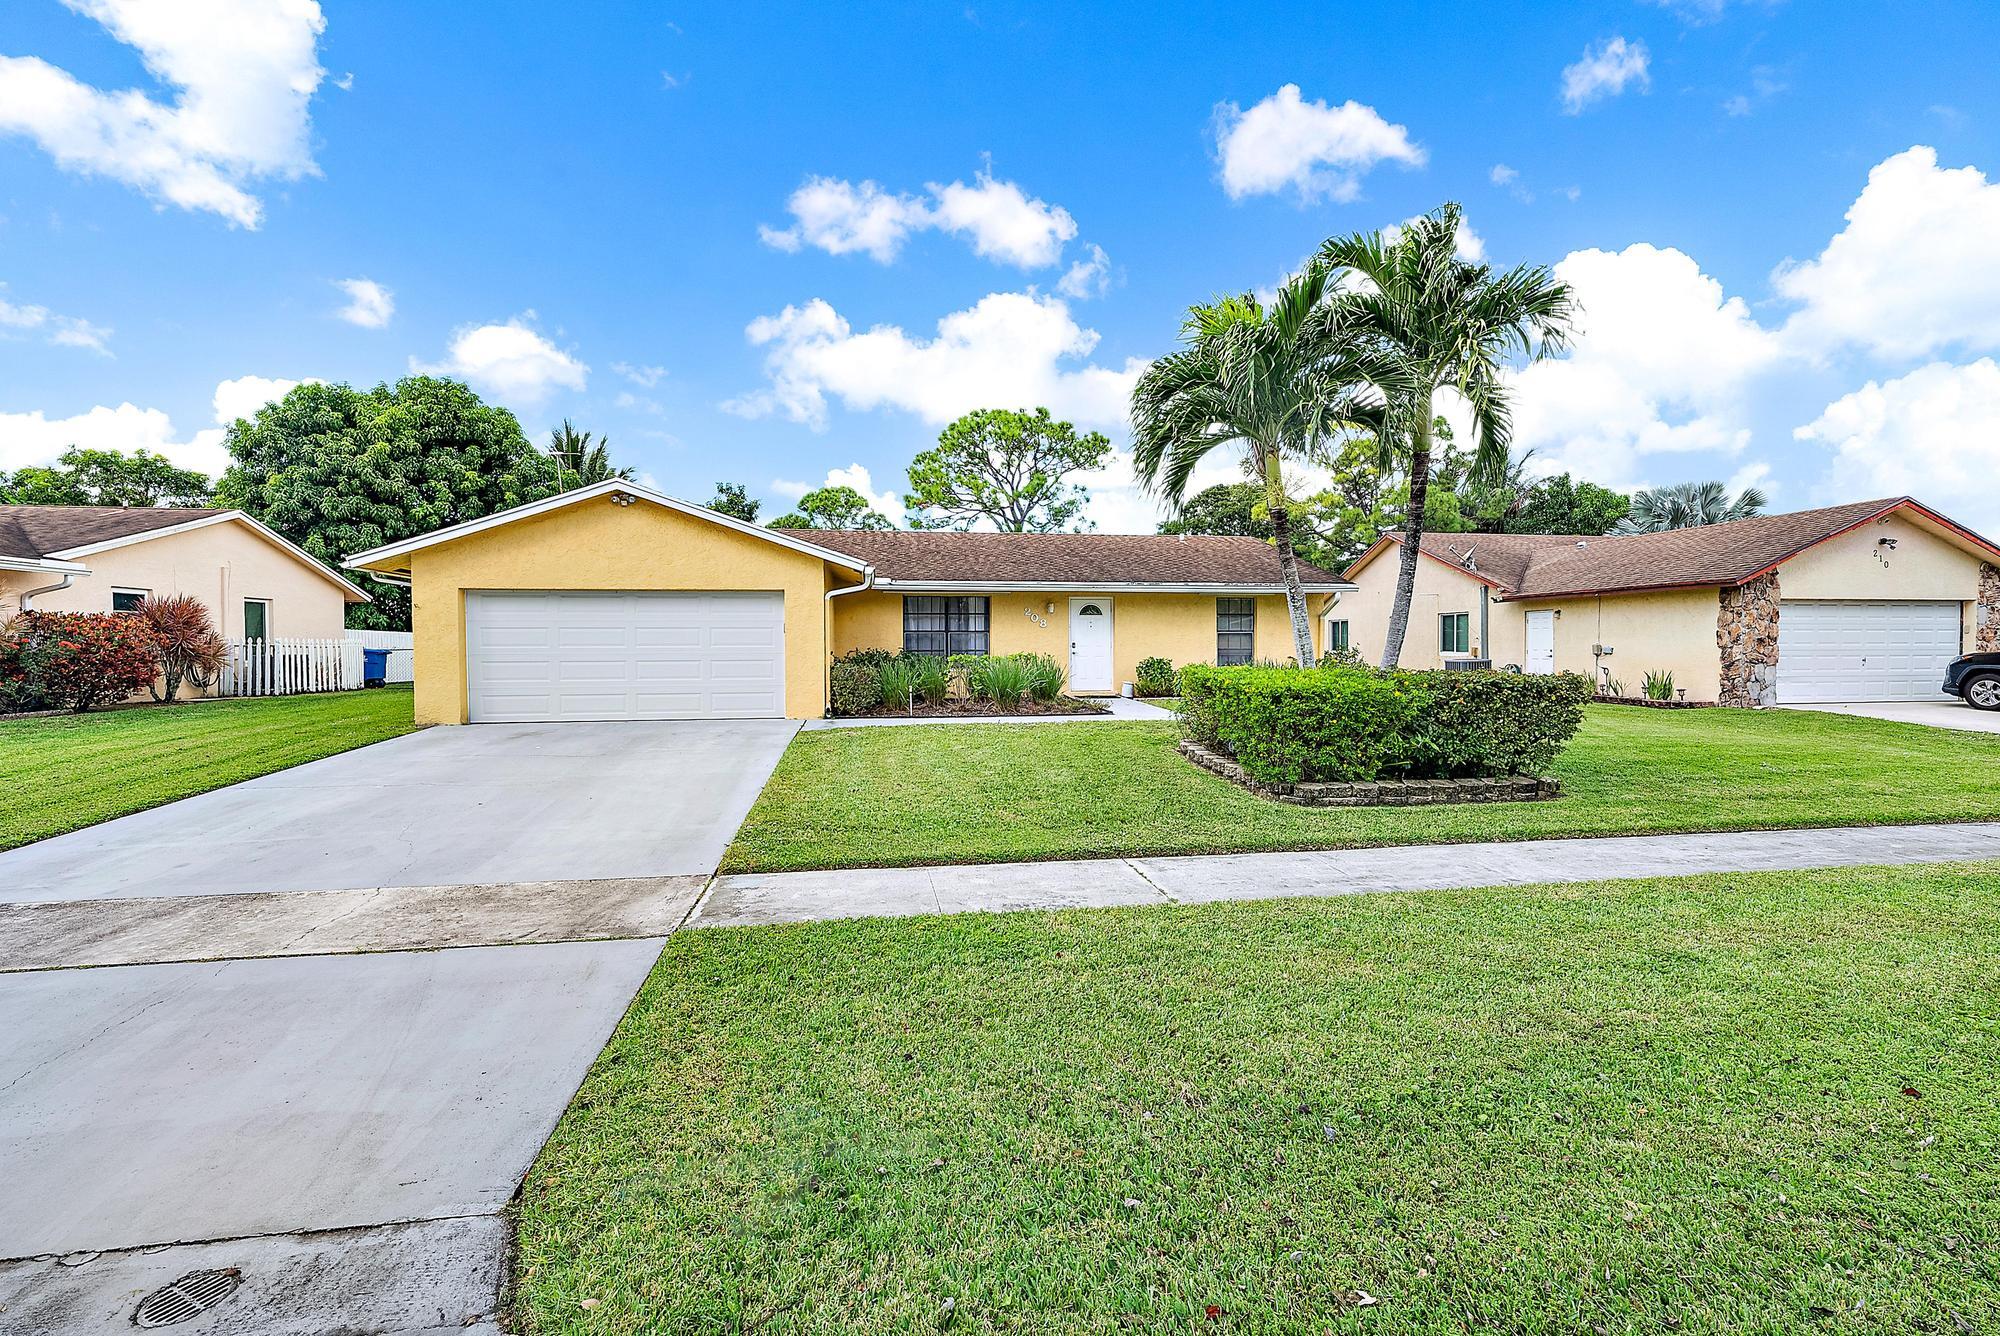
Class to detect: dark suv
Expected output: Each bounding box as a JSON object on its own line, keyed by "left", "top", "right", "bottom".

{"left": 1944, "top": 652, "right": 2000, "bottom": 711}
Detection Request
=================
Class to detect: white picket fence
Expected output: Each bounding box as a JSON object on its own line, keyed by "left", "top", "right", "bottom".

{"left": 217, "top": 638, "right": 364, "bottom": 697}
{"left": 344, "top": 628, "right": 415, "bottom": 684}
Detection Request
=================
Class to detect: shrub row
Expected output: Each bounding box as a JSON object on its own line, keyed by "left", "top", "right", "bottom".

{"left": 828, "top": 649, "right": 1067, "bottom": 715}
{"left": 1179, "top": 662, "right": 1592, "bottom": 785}
{"left": 1, "top": 611, "right": 161, "bottom": 713}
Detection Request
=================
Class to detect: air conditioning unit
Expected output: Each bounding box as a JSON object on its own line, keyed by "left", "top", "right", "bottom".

{"left": 1443, "top": 657, "right": 1493, "bottom": 671}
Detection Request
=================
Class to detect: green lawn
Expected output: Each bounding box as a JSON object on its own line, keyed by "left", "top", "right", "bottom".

{"left": 0, "top": 687, "right": 420, "bottom": 850}
{"left": 723, "top": 706, "right": 2000, "bottom": 872}
{"left": 514, "top": 861, "right": 2000, "bottom": 1334}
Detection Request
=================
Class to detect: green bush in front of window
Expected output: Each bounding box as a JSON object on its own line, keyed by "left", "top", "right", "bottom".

{"left": 828, "top": 661, "right": 883, "bottom": 716}
{"left": 1181, "top": 663, "right": 1592, "bottom": 785}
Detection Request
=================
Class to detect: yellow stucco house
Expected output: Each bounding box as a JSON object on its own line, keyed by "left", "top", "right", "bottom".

{"left": 343, "top": 479, "right": 1353, "bottom": 724}
{"left": 1334, "top": 497, "right": 2000, "bottom": 706}
{"left": 3, "top": 505, "right": 369, "bottom": 646}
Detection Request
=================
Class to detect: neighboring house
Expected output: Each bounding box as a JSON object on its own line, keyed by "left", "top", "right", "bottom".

{"left": 1, "top": 506, "right": 370, "bottom": 656}
{"left": 342, "top": 480, "right": 1352, "bottom": 724}
{"left": 1335, "top": 497, "right": 2000, "bottom": 705}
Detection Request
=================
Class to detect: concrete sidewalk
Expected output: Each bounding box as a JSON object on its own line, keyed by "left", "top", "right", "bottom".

{"left": 694, "top": 821, "right": 2000, "bottom": 926}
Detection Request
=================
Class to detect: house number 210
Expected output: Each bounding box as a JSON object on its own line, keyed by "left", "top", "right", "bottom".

{"left": 1024, "top": 608, "right": 1049, "bottom": 629}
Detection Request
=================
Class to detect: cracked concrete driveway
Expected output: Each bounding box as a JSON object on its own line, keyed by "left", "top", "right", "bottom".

{"left": 0, "top": 718, "right": 798, "bottom": 1334}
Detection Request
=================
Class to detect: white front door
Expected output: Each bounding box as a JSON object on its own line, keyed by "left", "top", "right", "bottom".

{"left": 1778, "top": 599, "right": 1960, "bottom": 702}
{"left": 1524, "top": 610, "right": 1556, "bottom": 675}
{"left": 1068, "top": 597, "right": 1113, "bottom": 693}
{"left": 465, "top": 590, "right": 785, "bottom": 722}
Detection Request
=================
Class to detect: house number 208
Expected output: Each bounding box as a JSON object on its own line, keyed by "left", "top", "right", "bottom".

{"left": 1024, "top": 608, "right": 1049, "bottom": 629}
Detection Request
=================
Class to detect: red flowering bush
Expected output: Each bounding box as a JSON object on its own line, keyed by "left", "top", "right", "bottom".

{"left": 0, "top": 611, "right": 159, "bottom": 712}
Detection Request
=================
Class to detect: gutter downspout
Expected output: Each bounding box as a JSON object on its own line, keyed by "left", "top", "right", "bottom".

{"left": 823, "top": 564, "right": 876, "bottom": 716}
{"left": 1479, "top": 585, "right": 1490, "bottom": 662}
{"left": 18, "top": 573, "right": 74, "bottom": 612}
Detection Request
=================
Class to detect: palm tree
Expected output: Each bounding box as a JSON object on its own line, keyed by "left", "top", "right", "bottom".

{"left": 1131, "top": 263, "right": 1384, "bottom": 667}
{"left": 1316, "top": 203, "right": 1575, "bottom": 668}
{"left": 1612, "top": 480, "right": 1767, "bottom": 534}
{"left": 547, "top": 420, "right": 633, "bottom": 491}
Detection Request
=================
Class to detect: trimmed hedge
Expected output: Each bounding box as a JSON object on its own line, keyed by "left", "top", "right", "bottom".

{"left": 829, "top": 661, "right": 882, "bottom": 715}
{"left": 1181, "top": 663, "right": 1592, "bottom": 786}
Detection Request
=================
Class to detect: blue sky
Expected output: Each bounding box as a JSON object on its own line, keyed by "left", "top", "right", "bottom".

{"left": 7, "top": 0, "right": 2000, "bottom": 533}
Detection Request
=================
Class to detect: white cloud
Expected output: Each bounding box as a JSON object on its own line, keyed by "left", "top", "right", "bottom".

{"left": 1774, "top": 147, "right": 2000, "bottom": 360}
{"left": 1511, "top": 243, "right": 1784, "bottom": 487}
{"left": 0, "top": 373, "right": 314, "bottom": 478}
{"left": 0, "top": 0, "right": 327, "bottom": 228}
{"left": 333, "top": 277, "right": 393, "bottom": 328}
{"left": 1561, "top": 37, "right": 1650, "bottom": 114}
{"left": 1489, "top": 164, "right": 1518, "bottom": 187}
{"left": 1056, "top": 243, "right": 1112, "bottom": 299}
{"left": 612, "top": 361, "right": 666, "bottom": 388}
{"left": 0, "top": 283, "right": 111, "bottom": 354}
{"left": 1212, "top": 85, "right": 1424, "bottom": 203}
{"left": 413, "top": 316, "right": 588, "bottom": 404}
{"left": 769, "top": 463, "right": 906, "bottom": 524}
{"left": 723, "top": 290, "right": 1143, "bottom": 433}
{"left": 758, "top": 168, "right": 1078, "bottom": 268}
{"left": 1795, "top": 359, "right": 2000, "bottom": 530}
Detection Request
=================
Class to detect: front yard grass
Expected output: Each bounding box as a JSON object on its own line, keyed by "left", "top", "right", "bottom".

{"left": 0, "top": 687, "right": 420, "bottom": 850}
{"left": 515, "top": 860, "right": 2000, "bottom": 1334}
{"left": 723, "top": 705, "right": 2000, "bottom": 872}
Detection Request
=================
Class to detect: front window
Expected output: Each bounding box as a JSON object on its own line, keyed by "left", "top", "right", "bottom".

{"left": 1439, "top": 612, "right": 1470, "bottom": 655}
{"left": 1217, "top": 597, "right": 1256, "bottom": 665}
{"left": 111, "top": 589, "right": 147, "bottom": 613}
{"left": 1326, "top": 619, "right": 1350, "bottom": 653}
{"left": 902, "top": 596, "right": 989, "bottom": 656}
{"left": 243, "top": 599, "right": 270, "bottom": 641}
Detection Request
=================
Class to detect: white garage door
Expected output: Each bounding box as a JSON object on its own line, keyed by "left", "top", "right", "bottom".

{"left": 1778, "top": 600, "right": 1960, "bottom": 703}
{"left": 466, "top": 591, "right": 784, "bottom": 723}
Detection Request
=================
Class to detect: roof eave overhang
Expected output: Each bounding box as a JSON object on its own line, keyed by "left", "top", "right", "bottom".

{"left": 50, "top": 510, "right": 373, "bottom": 603}
{"left": 1346, "top": 533, "right": 1513, "bottom": 591}
{"left": 0, "top": 554, "right": 91, "bottom": 576}
{"left": 871, "top": 578, "right": 1355, "bottom": 593}
{"left": 341, "top": 480, "right": 869, "bottom": 579}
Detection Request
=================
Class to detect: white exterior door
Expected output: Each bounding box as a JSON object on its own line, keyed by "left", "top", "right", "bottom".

{"left": 465, "top": 591, "right": 785, "bottom": 723}
{"left": 1068, "top": 597, "right": 1113, "bottom": 693}
{"left": 1778, "top": 599, "right": 1959, "bottom": 703}
{"left": 1524, "top": 610, "right": 1556, "bottom": 675}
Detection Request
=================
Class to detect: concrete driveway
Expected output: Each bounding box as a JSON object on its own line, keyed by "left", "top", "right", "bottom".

{"left": 1780, "top": 699, "right": 2000, "bottom": 734}
{"left": 0, "top": 717, "right": 798, "bottom": 1334}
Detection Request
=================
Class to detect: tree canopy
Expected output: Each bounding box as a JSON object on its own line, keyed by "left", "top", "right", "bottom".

{"left": 1158, "top": 482, "right": 1271, "bottom": 540}
{"left": 768, "top": 485, "right": 893, "bottom": 531}
{"left": 1, "top": 446, "right": 213, "bottom": 507}
{"left": 707, "top": 482, "right": 760, "bottom": 522}
{"left": 214, "top": 376, "right": 556, "bottom": 629}
{"left": 904, "top": 407, "right": 1111, "bottom": 532}
{"left": 1613, "top": 480, "right": 1766, "bottom": 534}
{"left": 546, "top": 420, "right": 632, "bottom": 489}
{"left": 1509, "top": 473, "right": 1632, "bottom": 535}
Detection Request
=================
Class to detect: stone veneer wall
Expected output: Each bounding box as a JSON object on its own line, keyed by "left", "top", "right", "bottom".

{"left": 1717, "top": 571, "right": 1781, "bottom": 707}
{"left": 1980, "top": 562, "right": 2000, "bottom": 653}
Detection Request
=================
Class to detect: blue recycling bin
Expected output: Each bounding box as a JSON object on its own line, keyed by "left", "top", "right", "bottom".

{"left": 362, "top": 647, "right": 390, "bottom": 686}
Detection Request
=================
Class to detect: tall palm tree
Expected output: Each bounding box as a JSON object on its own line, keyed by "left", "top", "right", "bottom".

{"left": 1612, "top": 480, "right": 1767, "bottom": 534}
{"left": 1131, "top": 263, "right": 1385, "bottom": 667}
{"left": 1316, "top": 203, "right": 1575, "bottom": 668}
{"left": 547, "top": 420, "right": 633, "bottom": 491}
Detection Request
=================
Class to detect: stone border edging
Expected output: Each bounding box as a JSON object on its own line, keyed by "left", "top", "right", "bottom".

{"left": 1592, "top": 695, "right": 1716, "bottom": 710}
{"left": 1178, "top": 739, "right": 1560, "bottom": 807}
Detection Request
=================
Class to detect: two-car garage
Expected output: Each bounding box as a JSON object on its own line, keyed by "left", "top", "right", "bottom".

{"left": 1777, "top": 599, "right": 1963, "bottom": 704}
{"left": 465, "top": 590, "right": 786, "bottom": 723}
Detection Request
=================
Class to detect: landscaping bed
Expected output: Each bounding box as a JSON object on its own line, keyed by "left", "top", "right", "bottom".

{"left": 721, "top": 705, "right": 2000, "bottom": 872}
{"left": 840, "top": 695, "right": 1108, "bottom": 720}
{"left": 515, "top": 860, "right": 2000, "bottom": 1334}
{"left": 1179, "top": 737, "right": 1559, "bottom": 805}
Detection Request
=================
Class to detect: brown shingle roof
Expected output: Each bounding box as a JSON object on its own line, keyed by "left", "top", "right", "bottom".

{"left": 808, "top": 529, "right": 1349, "bottom": 587}
{"left": 0, "top": 505, "right": 229, "bottom": 560}
{"left": 1354, "top": 498, "right": 2000, "bottom": 599}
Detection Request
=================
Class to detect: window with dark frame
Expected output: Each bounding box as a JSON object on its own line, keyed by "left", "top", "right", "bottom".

{"left": 1439, "top": 611, "right": 1470, "bottom": 654}
{"left": 111, "top": 589, "right": 147, "bottom": 613}
{"left": 1326, "top": 618, "right": 1350, "bottom": 652}
{"left": 901, "top": 595, "right": 990, "bottom": 656}
{"left": 1216, "top": 597, "right": 1256, "bottom": 665}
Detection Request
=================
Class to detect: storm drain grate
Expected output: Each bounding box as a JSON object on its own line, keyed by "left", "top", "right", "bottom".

{"left": 133, "top": 1269, "right": 242, "bottom": 1328}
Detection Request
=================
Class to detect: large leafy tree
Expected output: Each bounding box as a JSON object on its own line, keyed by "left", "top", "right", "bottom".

{"left": 904, "top": 407, "right": 1111, "bottom": 532}
{"left": 1132, "top": 264, "right": 1384, "bottom": 666}
{"left": 707, "top": 482, "right": 760, "bottom": 522}
{"left": 1508, "top": 473, "right": 1631, "bottom": 535}
{"left": 2, "top": 446, "right": 213, "bottom": 507}
{"left": 546, "top": 420, "right": 632, "bottom": 489}
{"left": 768, "top": 485, "right": 893, "bottom": 531}
{"left": 1158, "top": 482, "right": 1271, "bottom": 540}
{"left": 1612, "top": 480, "right": 1766, "bottom": 534}
{"left": 215, "top": 377, "right": 556, "bottom": 630}
{"left": 1316, "top": 203, "right": 1574, "bottom": 667}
